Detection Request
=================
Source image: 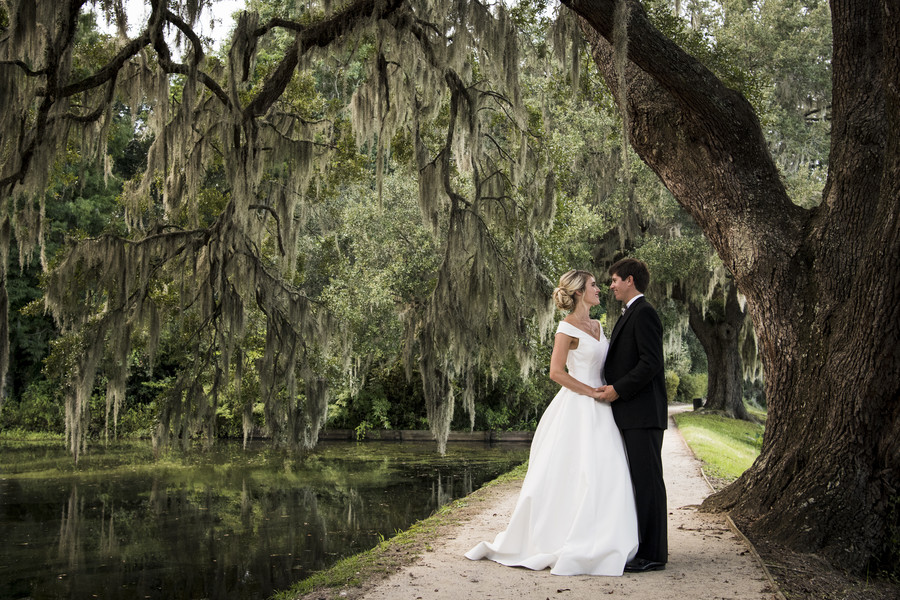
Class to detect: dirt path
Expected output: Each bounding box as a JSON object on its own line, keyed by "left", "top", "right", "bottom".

{"left": 357, "top": 407, "right": 782, "bottom": 600}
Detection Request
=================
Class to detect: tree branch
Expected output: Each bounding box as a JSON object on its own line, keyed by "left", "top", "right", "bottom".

{"left": 64, "top": 75, "right": 118, "bottom": 123}
{"left": 163, "top": 8, "right": 205, "bottom": 62}
{"left": 562, "top": 0, "right": 807, "bottom": 292}
{"left": 157, "top": 57, "right": 232, "bottom": 108}
{"left": 243, "top": 0, "right": 406, "bottom": 120}
{"left": 0, "top": 60, "right": 49, "bottom": 76}
{"left": 252, "top": 17, "right": 307, "bottom": 37}
{"left": 56, "top": 31, "right": 151, "bottom": 98}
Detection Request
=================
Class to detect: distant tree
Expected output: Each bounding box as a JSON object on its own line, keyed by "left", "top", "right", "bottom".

{"left": 633, "top": 222, "right": 754, "bottom": 420}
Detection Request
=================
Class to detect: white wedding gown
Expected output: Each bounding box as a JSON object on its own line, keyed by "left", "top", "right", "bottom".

{"left": 465, "top": 320, "right": 639, "bottom": 575}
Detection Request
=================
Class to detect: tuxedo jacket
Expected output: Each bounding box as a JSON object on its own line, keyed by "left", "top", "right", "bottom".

{"left": 605, "top": 296, "right": 668, "bottom": 430}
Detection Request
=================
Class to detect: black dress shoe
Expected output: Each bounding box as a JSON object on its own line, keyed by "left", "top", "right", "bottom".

{"left": 624, "top": 557, "right": 666, "bottom": 572}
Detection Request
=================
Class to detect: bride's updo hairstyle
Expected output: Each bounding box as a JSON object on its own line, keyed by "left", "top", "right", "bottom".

{"left": 553, "top": 270, "right": 593, "bottom": 312}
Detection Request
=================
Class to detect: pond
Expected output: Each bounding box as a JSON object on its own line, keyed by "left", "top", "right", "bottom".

{"left": 0, "top": 439, "right": 529, "bottom": 599}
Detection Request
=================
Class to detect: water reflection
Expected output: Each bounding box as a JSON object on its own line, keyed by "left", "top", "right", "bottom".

{"left": 0, "top": 440, "right": 527, "bottom": 599}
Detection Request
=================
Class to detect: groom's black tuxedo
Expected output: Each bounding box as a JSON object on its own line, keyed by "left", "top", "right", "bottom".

{"left": 606, "top": 296, "right": 668, "bottom": 430}
{"left": 605, "top": 295, "right": 668, "bottom": 564}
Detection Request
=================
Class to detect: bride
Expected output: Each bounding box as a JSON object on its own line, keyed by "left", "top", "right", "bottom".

{"left": 465, "top": 270, "right": 639, "bottom": 576}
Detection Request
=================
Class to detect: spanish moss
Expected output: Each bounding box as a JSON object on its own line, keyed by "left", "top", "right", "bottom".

{"left": 1, "top": 0, "right": 558, "bottom": 457}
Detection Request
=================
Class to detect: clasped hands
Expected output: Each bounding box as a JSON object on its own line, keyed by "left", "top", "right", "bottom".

{"left": 592, "top": 385, "right": 619, "bottom": 402}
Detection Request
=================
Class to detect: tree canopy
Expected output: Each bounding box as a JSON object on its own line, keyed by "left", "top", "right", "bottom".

{"left": 1, "top": 0, "right": 562, "bottom": 458}
{"left": 1, "top": 0, "right": 896, "bottom": 577}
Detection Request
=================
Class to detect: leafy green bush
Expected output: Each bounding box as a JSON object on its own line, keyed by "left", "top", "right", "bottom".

{"left": 0, "top": 379, "right": 64, "bottom": 432}
{"left": 354, "top": 420, "right": 373, "bottom": 441}
{"left": 457, "top": 356, "right": 555, "bottom": 432}
{"left": 327, "top": 361, "right": 424, "bottom": 431}
{"left": 482, "top": 405, "right": 512, "bottom": 431}
{"left": 118, "top": 401, "right": 156, "bottom": 438}
{"left": 678, "top": 372, "right": 708, "bottom": 403}
{"left": 665, "top": 370, "right": 680, "bottom": 402}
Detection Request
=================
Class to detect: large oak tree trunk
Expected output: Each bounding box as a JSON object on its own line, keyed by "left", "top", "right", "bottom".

{"left": 688, "top": 285, "right": 750, "bottom": 421}
{"left": 564, "top": 0, "right": 900, "bottom": 573}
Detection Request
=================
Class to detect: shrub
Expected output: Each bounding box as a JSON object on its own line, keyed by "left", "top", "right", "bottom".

{"left": 0, "top": 379, "right": 64, "bottom": 432}
{"left": 665, "top": 370, "right": 680, "bottom": 402}
{"left": 678, "top": 372, "right": 708, "bottom": 403}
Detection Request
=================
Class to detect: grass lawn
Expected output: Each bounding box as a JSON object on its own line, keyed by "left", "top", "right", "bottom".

{"left": 672, "top": 407, "right": 765, "bottom": 483}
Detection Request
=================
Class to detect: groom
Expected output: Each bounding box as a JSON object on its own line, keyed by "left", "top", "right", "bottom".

{"left": 597, "top": 258, "right": 668, "bottom": 573}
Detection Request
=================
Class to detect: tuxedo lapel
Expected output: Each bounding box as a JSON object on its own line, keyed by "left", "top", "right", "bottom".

{"left": 609, "top": 297, "right": 643, "bottom": 348}
{"left": 609, "top": 309, "right": 629, "bottom": 348}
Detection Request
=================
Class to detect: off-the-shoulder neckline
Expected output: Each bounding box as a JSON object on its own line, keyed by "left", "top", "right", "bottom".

{"left": 558, "top": 319, "right": 602, "bottom": 341}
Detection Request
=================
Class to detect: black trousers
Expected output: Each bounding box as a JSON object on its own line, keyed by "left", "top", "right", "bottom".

{"left": 622, "top": 428, "right": 668, "bottom": 563}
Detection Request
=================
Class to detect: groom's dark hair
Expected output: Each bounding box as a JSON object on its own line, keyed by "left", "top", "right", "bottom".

{"left": 609, "top": 258, "right": 650, "bottom": 293}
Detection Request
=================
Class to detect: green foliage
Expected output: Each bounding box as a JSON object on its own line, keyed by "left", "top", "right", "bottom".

{"left": 6, "top": 253, "right": 54, "bottom": 407}
{"left": 0, "top": 428, "right": 63, "bottom": 441}
{"left": 327, "top": 361, "right": 425, "bottom": 432}
{"left": 456, "top": 355, "right": 557, "bottom": 432}
{"left": 538, "top": 191, "right": 612, "bottom": 276}
{"left": 665, "top": 370, "right": 680, "bottom": 402}
{"left": 2, "top": 13, "right": 151, "bottom": 435}
{"left": 635, "top": 233, "right": 713, "bottom": 289}
{"left": 353, "top": 420, "right": 372, "bottom": 441}
{"left": 659, "top": 0, "right": 832, "bottom": 207}
{"left": 644, "top": 0, "right": 767, "bottom": 109}
{"left": 4, "top": 0, "right": 831, "bottom": 459}
{"left": 481, "top": 405, "right": 516, "bottom": 431}
{"left": 116, "top": 399, "right": 156, "bottom": 438}
{"left": 677, "top": 372, "right": 708, "bottom": 403}
{"left": 326, "top": 351, "right": 557, "bottom": 435}
{"left": 0, "top": 379, "right": 64, "bottom": 432}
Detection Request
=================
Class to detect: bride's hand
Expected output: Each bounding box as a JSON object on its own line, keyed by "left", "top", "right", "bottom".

{"left": 595, "top": 385, "right": 619, "bottom": 402}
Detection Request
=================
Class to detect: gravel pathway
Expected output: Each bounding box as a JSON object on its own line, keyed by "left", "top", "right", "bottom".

{"left": 357, "top": 407, "right": 782, "bottom": 600}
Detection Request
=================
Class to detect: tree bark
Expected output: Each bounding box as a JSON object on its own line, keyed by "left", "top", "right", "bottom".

{"left": 688, "top": 284, "right": 750, "bottom": 421}
{"left": 564, "top": 0, "right": 900, "bottom": 573}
